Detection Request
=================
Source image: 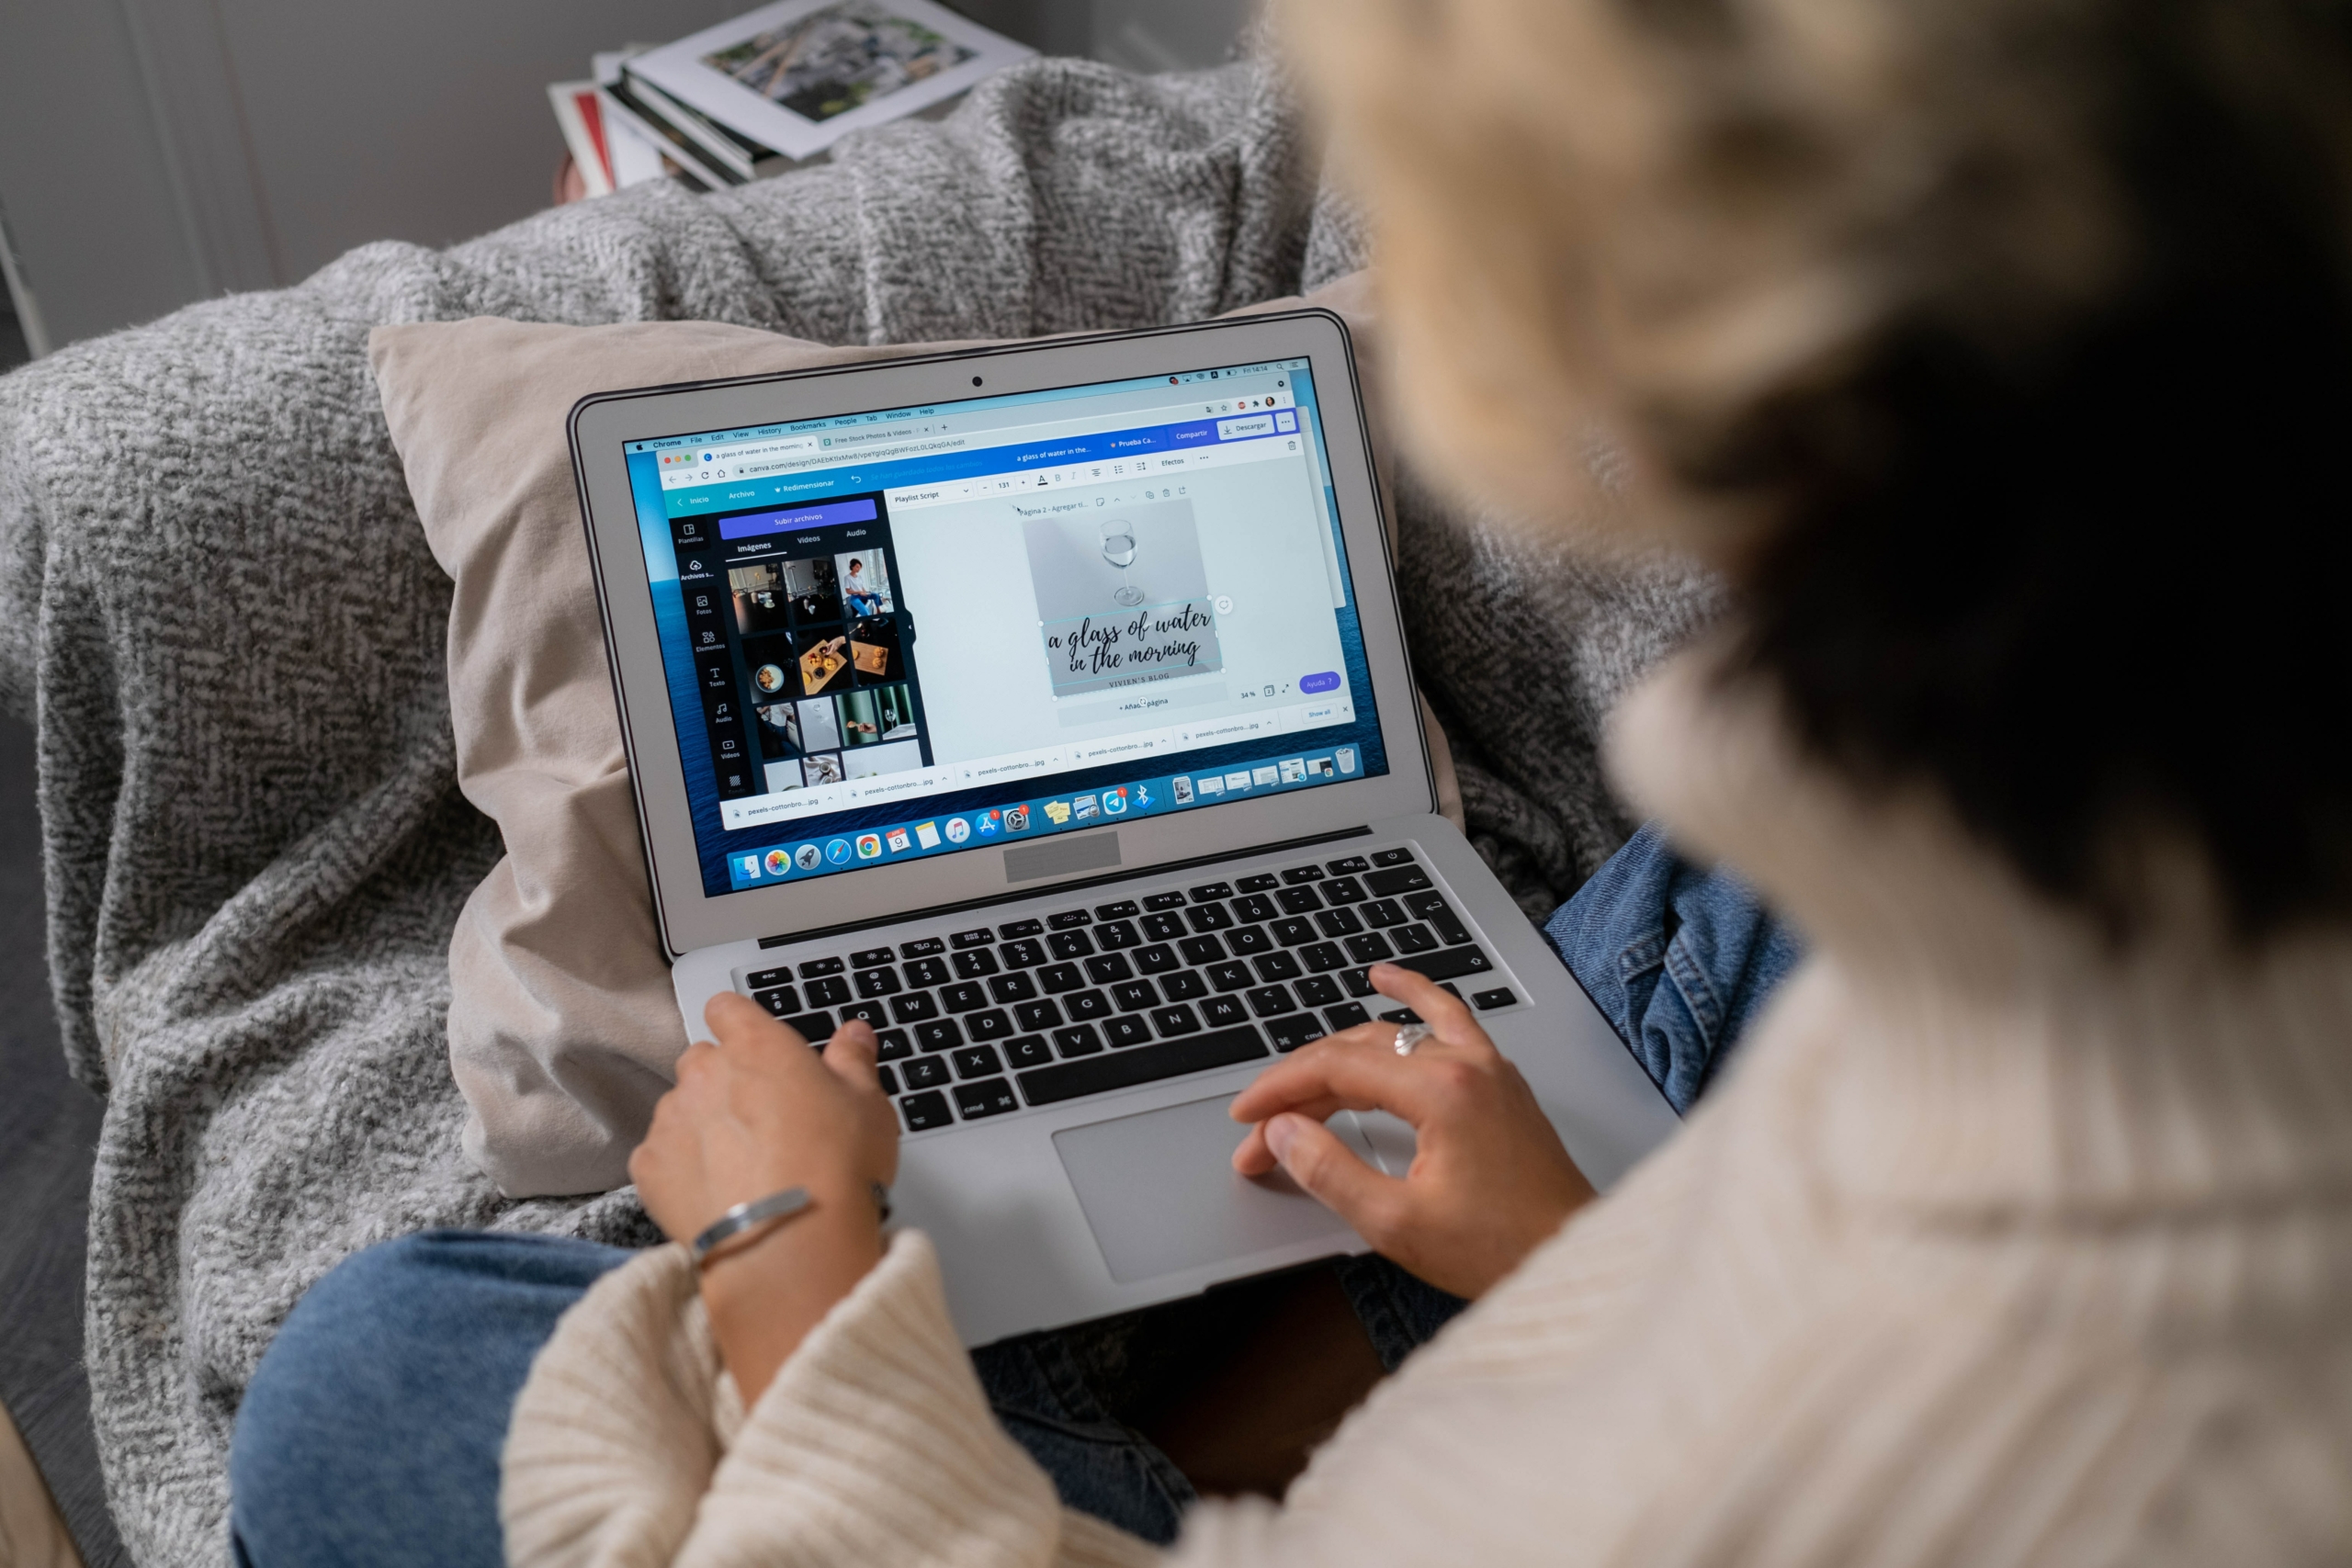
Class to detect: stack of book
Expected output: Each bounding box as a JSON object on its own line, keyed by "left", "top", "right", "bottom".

{"left": 549, "top": 0, "right": 1032, "bottom": 195}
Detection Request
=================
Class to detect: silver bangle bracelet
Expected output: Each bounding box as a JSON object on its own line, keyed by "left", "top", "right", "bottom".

{"left": 688, "top": 1181, "right": 894, "bottom": 1268}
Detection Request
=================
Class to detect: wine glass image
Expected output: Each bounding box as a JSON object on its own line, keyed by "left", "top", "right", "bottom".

{"left": 1101, "top": 518, "right": 1145, "bottom": 607}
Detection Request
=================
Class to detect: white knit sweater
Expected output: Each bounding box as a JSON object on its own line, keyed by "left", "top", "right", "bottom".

{"left": 502, "top": 649, "right": 2352, "bottom": 1567}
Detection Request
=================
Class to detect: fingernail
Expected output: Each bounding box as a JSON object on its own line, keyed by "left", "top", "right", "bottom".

{"left": 1265, "top": 1115, "right": 1296, "bottom": 1163}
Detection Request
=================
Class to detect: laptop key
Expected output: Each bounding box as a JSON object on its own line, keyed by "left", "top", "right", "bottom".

{"left": 1407, "top": 893, "right": 1474, "bottom": 945}
{"left": 998, "top": 918, "right": 1044, "bottom": 939}
{"left": 1048, "top": 909, "right": 1093, "bottom": 930}
{"left": 1365, "top": 865, "right": 1433, "bottom": 896}
{"left": 1323, "top": 1002, "right": 1372, "bottom": 1031}
{"left": 854, "top": 966, "right": 901, "bottom": 998}
{"left": 745, "top": 966, "right": 793, "bottom": 990}
{"left": 999, "top": 938, "right": 1046, "bottom": 969}
{"left": 1326, "top": 855, "right": 1371, "bottom": 875}
{"left": 783, "top": 1011, "right": 836, "bottom": 1039}
{"left": 905, "top": 956, "right": 950, "bottom": 987}
{"left": 1202, "top": 994, "right": 1249, "bottom": 1027}
{"left": 1065, "top": 988, "right": 1113, "bottom": 1021}
{"left": 1281, "top": 865, "right": 1325, "bottom": 884}
{"left": 1095, "top": 919, "right": 1140, "bottom": 951}
{"left": 889, "top": 992, "right": 939, "bottom": 1024}
{"left": 1372, "top": 848, "right": 1416, "bottom": 867}
{"left": 1252, "top": 951, "right": 1303, "bottom": 983}
{"left": 805, "top": 976, "right": 852, "bottom": 1008}
{"left": 951, "top": 928, "right": 995, "bottom": 949}
{"left": 1272, "top": 918, "right": 1317, "bottom": 947}
{"left": 1267, "top": 1015, "right": 1325, "bottom": 1052}
{"left": 1294, "top": 975, "right": 1343, "bottom": 1008}
{"left": 877, "top": 1064, "right": 901, "bottom": 1096}
{"left": 1094, "top": 900, "right": 1140, "bottom": 920}
{"left": 1014, "top": 999, "right": 1063, "bottom": 1031}
{"left": 1247, "top": 984, "right": 1297, "bottom": 1018}
{"left": 1053, "top": 1025, "right": 1104, "bottom": 1058}
{"left": 903, "top": 1055, "right": 951, "bottom": 1089}
{"left": 1236, "top": 873, "right": 1281, "bottom": 893}
{"left": 1387, "top": 947, "right": 1496, "bottom": 983}
{"left": 1185, "top": 903, "right": 1234, "bottom": 932}
{"left": 952, "top": 948, "right": 1000, "bottom": 978}
{"left": 954, "top": 1079, "right": 1020, "bottom": 1119}
{"left": 1160, "top": 970, "right": 1208, "bottom": 1001}
{"left": 1143, "top": 890, "right": 1188, "bottom": 911}
{"left": 1112, "top": 980, "right": 1159, "bottom": 1011}
{"left": 940, "top": 982, "right": 987, "bottom": 1012}
{"left": 752, "top": 985, "right": 800, "bottom": 1017}
{"left": 1321, "top": 875, "right": 1368, "bottom": 905}
{"left": 876, "top": 1029, "right": 913, "bottom": 1061}
{"left": 1340, "top": 967, "right": 1376, "bottom": 998}
{"left": 989, "top": 972, "right": 1038, "bottom": 1004}
{"left": 1015, "top": 1025, "right": 1269, "bottom": 1107}
{"left": 899, "top": 937, "right": 944, "bottom": 959}
{"left": 1189, "top": 882, "right": 1234, "bottom": 902}
{"left": 1361, "top": 898, "right": 1407, "bottom": 929}
{"left": 1302, "top": 942, "right": 1348, "bottom": 973}
{"left": 1134, "top": 942, "right": 1181, "bottom": 975}
{"left": 1227, "top": 925, "right": 1273, "bottom": 956}
{"left": 1049, "top": 930, "right": 1096, "bottom": 960}
{"left": 1472, "top": 987, "right": 1518, "bottom": 1010}
{"left": 1276, "top": 886, "right": 1324, "bottom": 916}
{"left": 1006, "top": 1034, "right": 1055, "bottom": 1069}
{"left": 1151, "top": 1004, "right": 1201, "bottom": 1036}
{"left": 1104, "top": 1016, "right": 1151, "bottom": 1047}
{"left": 797, "top": 956, "right": 844, "bottom": 978}
{"left": 1345, "top": 932, "right": 1396, "bottom": 964}
{"left": 1315, "top": 908, "right": 1363, "bottom": 938}
{"left": 1233, "top": 894, "right": 1279, "bottom": 924}
{"left": 899, "top": 1090, "right": 953, "bottom": 1131}
{"left": 915, "top": 1020, "right": 964, "bottom": 1052}
{"left": 1140, "top": 911, "right": 1187, "bottom": 942}
{"left": 966, "top": 1010, "right": 1014, "bottom": 1042}
{"left": 1207, "top": 961, "right": 1252, "bottom": 991}
{"left": 1085, "top": 953, "right": 1133, "bottom": 985}
{"left": 839, "top": 1001, "right": 888, "bottom": 1029}
{"left": 1178, "top": 934, "right": 1226, "bottom": 965}
{"left": 1037, "top": 963, "right": 1083, "bottom": 994}
{"left": 1379, "top": 1007, "right": 1421, "bottom": 1025}
{"left": 1391, "top": 923, "right": 1441, "bottom": 955}
{"left": 851, "top": 946, "right": 894, "bottom": 968}
{"left": 952, "top": 1044, "right": 1004, "bottom": 1079}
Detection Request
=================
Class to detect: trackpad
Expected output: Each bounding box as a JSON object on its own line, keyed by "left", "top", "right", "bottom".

{"left": 1053, "top": 1094, "right": 1365, "bottom": 1284}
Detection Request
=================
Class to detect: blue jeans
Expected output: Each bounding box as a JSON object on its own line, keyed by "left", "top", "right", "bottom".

{"left": 231, "top": 827, "right": 1795, "bottom": 1564}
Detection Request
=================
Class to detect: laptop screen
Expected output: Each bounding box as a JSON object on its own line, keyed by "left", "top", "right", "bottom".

{"left": 621, "top": 354, "right": 1391, "bottom": 897}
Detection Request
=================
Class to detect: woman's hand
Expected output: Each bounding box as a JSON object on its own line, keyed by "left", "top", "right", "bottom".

{"left": 630, "top": 993, "right": 900, "bottom": 1401}
{"left": 1230, "top": 964, "right": 1595, "bottom": 1299}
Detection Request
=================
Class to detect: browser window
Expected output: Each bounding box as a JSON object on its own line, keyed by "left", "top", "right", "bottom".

{"left": 622, "top": 355, "right": 1388, "bottom": 897}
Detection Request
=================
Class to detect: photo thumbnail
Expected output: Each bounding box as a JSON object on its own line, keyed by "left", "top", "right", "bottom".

{"left": 779, "top": 554, "right": 842, "bottom": 626}
{"left": 793, "top": 626, "right": 852, "bottom": 695}
{"left": 754, "top": 700, "right": 798, "bottom": 760}
{"left": 729, "top": 560, "right": 793, "bottom": 636}
{"left": 840, "top": 683, "right": 919, "bottom": 746}
{"left": 844, "top": 738, "right": 922, "bottom": 779}
{"left": 849, "top": 614, "right": 903, "bottom": 682}
{"left": 838, "top": 550, "right": 895, "bottom": 616}
{"left": 744, "top": 632, "right": 796, "bottom": 697}
{"left": 802, "top": 752, "right": 846, "bottom": 787}
{"left": 1021, "top": 498, "right": 1224, "bottom": 697}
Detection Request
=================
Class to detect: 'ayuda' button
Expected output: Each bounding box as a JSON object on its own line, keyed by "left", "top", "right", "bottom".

{"left": 1299, "top": 671, "right": 1340, "bottom": 694}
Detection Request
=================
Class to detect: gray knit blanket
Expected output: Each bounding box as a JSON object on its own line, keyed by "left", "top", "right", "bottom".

{"left": 0, "top": 55, "right": 1716, "bottom": 1567}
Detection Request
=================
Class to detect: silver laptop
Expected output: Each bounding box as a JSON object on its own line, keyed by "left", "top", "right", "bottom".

{"left": 570, "top": 310, "right": 1677, "bottom": 1345}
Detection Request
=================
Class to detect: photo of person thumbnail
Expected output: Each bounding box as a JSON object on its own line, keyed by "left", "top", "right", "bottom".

{"left": 729, "top": 560, "right": 794, "bottom": 636}
{"left": 754, "top": 700, "right": 798, "bottom": 760}
{"left": 837, "top": 550, "right": 894, "bottom": 616}
{"left": 842, "top": 738, "right": 922, "bottom": 779}
{"left": 793, "top": 625, "right": 852, "bottom": 695}
{"left": 802, "top": 752, "right": 846, "bottom": 787}
{"left": 848, "top": 613, "right": 902, "bottom": 682}
{"left": 781, "top": 554, "right": 842, "bottom": 625}
{"left": 839, "top": 682, "right": 918, "bottom": 746}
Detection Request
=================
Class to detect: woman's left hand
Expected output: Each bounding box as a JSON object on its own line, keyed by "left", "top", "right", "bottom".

{"left": 629, "top": 993, "right": 901, "bottom": 1401}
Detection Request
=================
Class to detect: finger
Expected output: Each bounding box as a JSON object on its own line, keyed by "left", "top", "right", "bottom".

{"left": 820, "top": 1019, "right": 881, "bottom": 1091}
{"left": 705, "top": 991, "right": 811, "bottom": 1055}
{"left": 1367, "top": 964, "right": 1485, "bottom": 1045}
{"left": 1259, "top": 1113, "right": 1408, "bottom": 1242}
{"left": 1228, "top": 1035, "right": 1441, "bottom": 1127}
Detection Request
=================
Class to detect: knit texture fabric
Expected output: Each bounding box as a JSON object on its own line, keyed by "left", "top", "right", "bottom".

{"left": 0, "top": 55, "right": 1717, "bottom": 1566}
{"left": 506, "top": 646, "right": 2352, "bottom": 1568}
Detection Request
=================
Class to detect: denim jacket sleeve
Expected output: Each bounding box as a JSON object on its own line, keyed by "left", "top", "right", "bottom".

{"left": 1543, "top": 824, "right": 1804, "bottom": 1116}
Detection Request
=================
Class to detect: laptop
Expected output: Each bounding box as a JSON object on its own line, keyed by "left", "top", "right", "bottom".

{"left": 570, "top": 309, "right": 1678, "bottom": 1345}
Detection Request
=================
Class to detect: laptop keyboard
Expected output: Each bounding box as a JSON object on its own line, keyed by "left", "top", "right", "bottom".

{"left": 734, "top": 847, "right": 1521, "bottom": 1136}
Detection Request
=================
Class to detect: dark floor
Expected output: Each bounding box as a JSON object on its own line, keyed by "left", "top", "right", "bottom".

{"left": 0, "top": 710, "right": 126, "bottom": 1565}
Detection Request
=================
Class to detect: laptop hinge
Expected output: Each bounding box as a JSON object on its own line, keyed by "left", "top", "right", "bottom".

{"left": 755, "top": 826, "right": 1374, "bottom": 950}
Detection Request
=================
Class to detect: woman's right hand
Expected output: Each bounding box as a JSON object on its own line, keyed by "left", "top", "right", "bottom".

{"left": 1229, "top": 964, "right": 1596, "bottom": 1299}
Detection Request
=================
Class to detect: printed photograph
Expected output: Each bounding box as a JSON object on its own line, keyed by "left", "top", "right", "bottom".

{"left": 840, "top": 682, "right": 919, "bottom": 746}
{"left": 729, "top": 560, "right": 793, "bottom": 636}
{"left": 1022, "top": 497, "right": 1224, "bottom": 697}
{"left": 793, "top": 626, "right": 853, "bottom": 695}
{"left": 837, "top": 549, "right": 895, "bottom": 616}
{"left": 701, "top": 0, "right": 976, "bottom": 124}
{"left": 848, "top": 613, "right": 903, "bottom": 682}
{"left": 843, "top": 738, "right": 922, "bottom": 779}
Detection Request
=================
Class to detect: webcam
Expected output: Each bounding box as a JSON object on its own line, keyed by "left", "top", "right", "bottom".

{"left": 972, "top": 375, "right": 983, "bottom": 386}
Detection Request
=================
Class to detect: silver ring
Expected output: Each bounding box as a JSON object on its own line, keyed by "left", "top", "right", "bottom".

{"left": 1393, "top": 1023, "right": 1435, "bottom": 1056}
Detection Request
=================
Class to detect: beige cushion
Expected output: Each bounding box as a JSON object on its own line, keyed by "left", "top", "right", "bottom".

{"left": 370, "top": 273, "right": 1463, "bottom": 1199}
